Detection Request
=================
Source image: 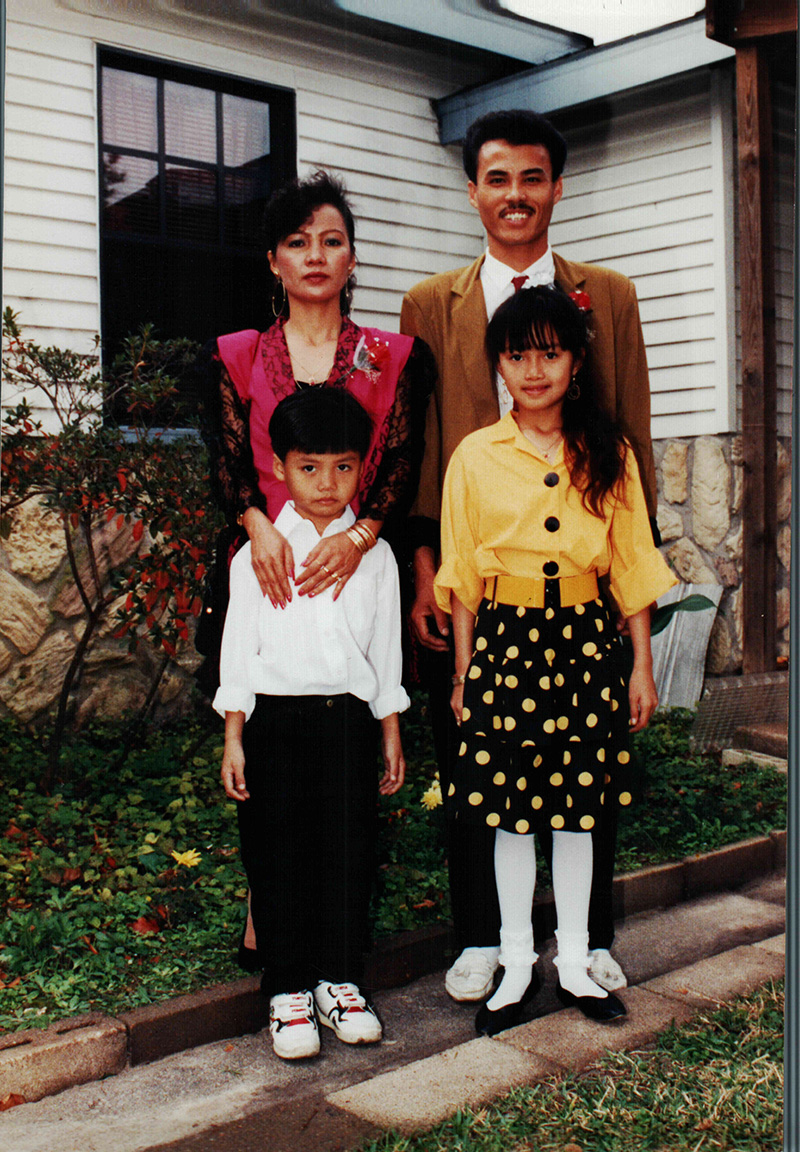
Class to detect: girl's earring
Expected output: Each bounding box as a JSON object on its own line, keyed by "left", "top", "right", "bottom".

{"left": 271, "top": 278, "right": 287, "bottom": 319}
{"left": 567, "top": 377, "right": 580, "bottom": 400}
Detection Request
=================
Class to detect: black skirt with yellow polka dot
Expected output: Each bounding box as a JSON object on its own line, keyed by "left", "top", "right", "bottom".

{"left": 451, "top": 597, "right": 633, "bottom": 835}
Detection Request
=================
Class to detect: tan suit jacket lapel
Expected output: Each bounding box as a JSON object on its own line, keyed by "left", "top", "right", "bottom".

{"left": 553, "top": 252, "right": 584, "bottom": 294}
{"left": 449, "top": 255, "right": 498, "bottom": 421}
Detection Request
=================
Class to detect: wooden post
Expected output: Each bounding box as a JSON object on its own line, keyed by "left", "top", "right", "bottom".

{"left": 736, "top": 43, "right": 777, "bottom": 672}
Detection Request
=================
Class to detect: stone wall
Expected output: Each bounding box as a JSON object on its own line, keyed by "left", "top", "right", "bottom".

{"left": 654, "top": 434, "right": 792, "bottom": 675}
{"left": 0, "top": 498, "right": 201, "bottom": 727}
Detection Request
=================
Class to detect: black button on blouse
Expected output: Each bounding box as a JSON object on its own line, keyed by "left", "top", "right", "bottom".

{"left": 544, "top": 472, "right": 559, "bottom": 487}
{"left": 544, "top": 516, "right": 560, "bottom": 533}
{"left": 543, "top": 561, "right": 559, "bottom": 577}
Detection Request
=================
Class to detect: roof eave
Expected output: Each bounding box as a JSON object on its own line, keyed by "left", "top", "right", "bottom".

{"left": 435, "top": 14, "right": 736, "bottom": 142}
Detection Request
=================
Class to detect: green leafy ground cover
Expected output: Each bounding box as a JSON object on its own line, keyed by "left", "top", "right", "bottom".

{"left": 359, "top": 980, "right": 784, "bottom": 1152}
{"left": 0, "top": 703, "right": 785, "bottom": 1032}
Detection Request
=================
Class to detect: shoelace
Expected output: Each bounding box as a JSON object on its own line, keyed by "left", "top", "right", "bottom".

{"left": 328, "top": 984, "right": 368, "bottom": 1014}
{"left": 273, "top": 993, "right": 314, "bottom": 1026}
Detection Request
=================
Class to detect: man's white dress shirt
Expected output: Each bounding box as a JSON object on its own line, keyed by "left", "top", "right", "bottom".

{"left": 213, "top": 502, "right": 410, "bottom": 722}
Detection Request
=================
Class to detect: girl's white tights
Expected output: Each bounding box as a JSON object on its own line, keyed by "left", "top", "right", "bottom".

{"left": 486, "top": 828, "right": 537, "bottom": 1011}
{"left": 487, "top": 828, "right": 607, "bottom": 1011}
{"left": 552, "top": 830, "right": 607, "bottom": 1000}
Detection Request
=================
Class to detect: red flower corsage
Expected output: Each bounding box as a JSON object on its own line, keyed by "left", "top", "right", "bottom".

{"left": 568, "top": 290, "right": 592, "bottom": 312}
{"left": 353, "top": 336, "right": 391, "bottom": 377}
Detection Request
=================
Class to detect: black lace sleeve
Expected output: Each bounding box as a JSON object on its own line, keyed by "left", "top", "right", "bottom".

{"left": 359, "top": 337, "right": 436, "bottom": 535}
{"left": 195, "top": 338, "right": 266, "bottom": 526}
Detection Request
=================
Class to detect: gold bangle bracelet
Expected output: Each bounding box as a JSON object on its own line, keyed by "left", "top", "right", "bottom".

{"left": 356, "top": 522, "right": 377, "bottom": 548}
{"left": 346, "top": 526, "right": 368, "bottom": 554}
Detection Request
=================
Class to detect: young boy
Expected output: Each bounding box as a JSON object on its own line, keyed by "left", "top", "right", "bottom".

{"left": 214, "top": 388, "right": 408, "bottom": 1061}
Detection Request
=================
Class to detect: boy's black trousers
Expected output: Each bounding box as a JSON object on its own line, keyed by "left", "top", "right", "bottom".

{"left": 238, "top": 693, "right": 378, "bottom": 998}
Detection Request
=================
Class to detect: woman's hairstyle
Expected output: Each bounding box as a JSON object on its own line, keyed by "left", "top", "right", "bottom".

{"left": 264, "top": 170, "right": 356, "bottom": 315}
{"left": 463, "top": 110, "right": 567, "bottom": 183}
{"left": 269, "top": 387, "right": 373, "bottom": 463}
{"left": 486, "top": 286, "right": 626, "bottom": 516}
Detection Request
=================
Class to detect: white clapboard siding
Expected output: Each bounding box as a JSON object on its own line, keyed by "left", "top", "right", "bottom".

{"left": 550, "top": 72, "right": 736, "bottom": 441}
{"left": 3, "top": 0, "right": 486, "bottom": 415}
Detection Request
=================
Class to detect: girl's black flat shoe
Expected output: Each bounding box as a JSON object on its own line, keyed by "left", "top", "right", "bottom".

{"left": 475, "top": 970, "right": 540, "bottom": 1037}
{"left": 555, "top": 980, "right": 626, "bottom": 1021}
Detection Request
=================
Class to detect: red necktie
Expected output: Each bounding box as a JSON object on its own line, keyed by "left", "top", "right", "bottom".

{"left": 512, "top": 275, "right": 528, "bottom": 292}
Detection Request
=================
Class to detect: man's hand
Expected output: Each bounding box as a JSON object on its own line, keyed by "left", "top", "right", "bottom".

{"left": 410, "top": 547, "right": 450, "bottom": 651}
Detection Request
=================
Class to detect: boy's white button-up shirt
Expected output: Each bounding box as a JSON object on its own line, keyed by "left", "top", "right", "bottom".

{"left": 213, "top": 502, "right": 410, "bottom": 723}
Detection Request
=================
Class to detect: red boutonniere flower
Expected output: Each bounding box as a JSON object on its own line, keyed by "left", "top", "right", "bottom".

{"left": 353, "top": 335, "right": 391, "bottom": 377}
{"left": 568, "top": 290, "right": 592, "bottom": 313}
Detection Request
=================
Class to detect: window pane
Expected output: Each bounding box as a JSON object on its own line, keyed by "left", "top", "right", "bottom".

{"left": 102, "top": 69, "right": 157, "bottom": 151}
{"left": 164, "top": 81, "right": 217, "bottom": 162}
{"left": 223, "top": 94, "right": 270, "bottom": 167}
{"left": 102, "top": 153, "right": 159, "bottom": 234}
{"left": 224, "top": 162, "right": 271, "bottom": 247}
{"left": 165, "top": 163, "right": 217, "bottom": 241}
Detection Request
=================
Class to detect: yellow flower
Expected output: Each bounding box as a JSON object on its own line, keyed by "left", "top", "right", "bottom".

{"left": 421, "top": 779, "right": 442, "bottom": 810}
{"left": 171, "top": 848, "right": 202, "bottom": 868}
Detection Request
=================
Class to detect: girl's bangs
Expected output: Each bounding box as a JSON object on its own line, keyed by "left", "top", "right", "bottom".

{"left": 506, "top": 315, "right": 559, "bottom": 353}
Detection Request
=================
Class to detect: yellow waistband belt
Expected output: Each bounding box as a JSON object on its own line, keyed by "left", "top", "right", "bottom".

{"left": 486, "top": 571, "right": 600, "bottom": 609}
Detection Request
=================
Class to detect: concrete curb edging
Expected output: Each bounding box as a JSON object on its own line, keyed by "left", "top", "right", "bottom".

{"left": 325, "top": 934, "right": 786, "bottom": 1135}
{"left": 0, "top": 831, "right": 786, "bottom": 1104}
{"left": 0, "top": 1013, "right": 127, "bottom": 1104}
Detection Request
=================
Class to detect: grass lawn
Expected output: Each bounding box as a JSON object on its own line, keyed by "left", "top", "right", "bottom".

{"left": 358, "top": 981, "right": 784, "bottom": 1152}
{"left": 0, "top": 700, "right": 786, "bottom": 1033}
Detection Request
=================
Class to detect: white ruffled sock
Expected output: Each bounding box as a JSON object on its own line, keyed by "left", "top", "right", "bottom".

{"left": 486, "top": 830, "right": 538, "bottom": 1011}
{"left": 552, "top": 831, "right": 607, "bottom": 1000}
{"left": 554, "top": 930, "right": 608, "bottom": 999}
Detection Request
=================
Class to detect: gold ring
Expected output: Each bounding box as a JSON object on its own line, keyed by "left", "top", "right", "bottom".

{"left": 319, "top": 563, "right": 331, "bottom": 574}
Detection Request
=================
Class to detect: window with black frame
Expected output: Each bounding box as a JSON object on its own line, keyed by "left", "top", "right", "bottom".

{"left": 98, "top": 48, "right": 296, "bottom": 369}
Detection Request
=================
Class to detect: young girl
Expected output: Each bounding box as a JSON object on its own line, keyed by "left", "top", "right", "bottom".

{"left": 433, "top": 286, "right": 676, "bottom": 1035}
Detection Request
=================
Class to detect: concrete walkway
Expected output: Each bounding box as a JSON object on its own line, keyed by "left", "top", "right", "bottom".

{"left": 0, "top": 872, "right": 785, "bottom": 1152}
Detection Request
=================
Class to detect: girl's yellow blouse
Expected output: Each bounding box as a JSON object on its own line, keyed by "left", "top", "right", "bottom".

{"left": 434, "top": 413, "right": 677, "bottom": 620}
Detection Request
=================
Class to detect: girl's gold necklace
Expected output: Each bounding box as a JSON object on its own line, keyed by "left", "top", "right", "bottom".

{"left": 523, "top": 427, "right": 562, "bottom": 460}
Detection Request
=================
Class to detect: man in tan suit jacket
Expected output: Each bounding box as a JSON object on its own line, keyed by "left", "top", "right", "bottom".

{"left": 401, "top": 109, "right": 657, "bottom": 1008}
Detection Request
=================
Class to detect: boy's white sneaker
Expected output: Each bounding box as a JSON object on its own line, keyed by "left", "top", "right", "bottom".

{"left": 269, "top": 991, "right": 320, "bottom": 1059}
{"left": 313, "top": 982, "right": 382, "bottom": 1044}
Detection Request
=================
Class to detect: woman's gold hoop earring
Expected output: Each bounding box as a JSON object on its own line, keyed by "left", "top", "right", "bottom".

{"left": 271, "top": 279, "right": 287, "bottom": 319}
{"left": 342, "top": 277, "right": 354, "bottom": 315}
{"left": 567, "top": 379, "right": 580, "bottom": 400}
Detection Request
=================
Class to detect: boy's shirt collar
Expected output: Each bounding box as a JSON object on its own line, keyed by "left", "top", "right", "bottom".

{"left": 274, "top": 501, "right": 356, "bottom": 540}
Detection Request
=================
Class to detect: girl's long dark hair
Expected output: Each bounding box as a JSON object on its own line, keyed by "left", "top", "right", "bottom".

{"left": 486, "top": 286, "right": 626, "bottom": 517}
